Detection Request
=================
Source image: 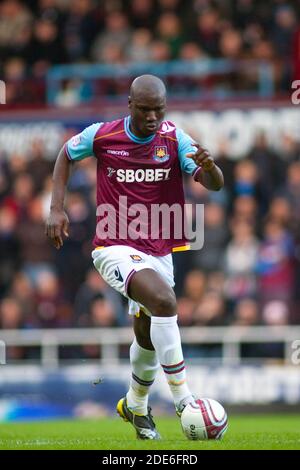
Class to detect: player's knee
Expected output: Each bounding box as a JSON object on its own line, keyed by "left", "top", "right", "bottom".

{"left": 151, "top": 290, "right": 177, "bottom": 317}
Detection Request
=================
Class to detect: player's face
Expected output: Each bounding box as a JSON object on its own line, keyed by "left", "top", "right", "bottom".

{"left": 129, "top": 94, "right": 166, "bottom": 137}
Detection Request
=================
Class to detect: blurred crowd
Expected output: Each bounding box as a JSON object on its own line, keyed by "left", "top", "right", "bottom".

{"left": 0, "top": 129, "right": 300, "bottom": 359}
{"left": 1, "top": 0, "right": 300, "bottom": 104}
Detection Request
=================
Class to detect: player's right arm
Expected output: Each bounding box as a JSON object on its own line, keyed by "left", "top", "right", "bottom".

{"left": 45, "top": 146, "right": 72, "bottom": 249}
{"left": 45, "top": 123, "right": 101, "bottom": 249}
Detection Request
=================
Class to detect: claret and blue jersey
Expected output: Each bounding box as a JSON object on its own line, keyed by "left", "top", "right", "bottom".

{"left": 65, "top": 116, "right": 201, "bottom": 256}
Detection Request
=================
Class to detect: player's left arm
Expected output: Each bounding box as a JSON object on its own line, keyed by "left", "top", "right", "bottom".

{"left": 186, "top": 143, "right": 224, "bottom": 191}
{"left": 176, "top": 128, "right": 224, "bottom": 191}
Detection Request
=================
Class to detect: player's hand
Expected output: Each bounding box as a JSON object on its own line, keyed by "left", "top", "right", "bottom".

{"left": 186, "top": 143, "right": 215, "bottom": 171}
{"left": 45, "top": 209, "right": 69, "bottom": 250}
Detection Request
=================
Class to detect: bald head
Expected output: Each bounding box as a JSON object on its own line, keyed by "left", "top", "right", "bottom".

{"left": 130, "top": 74, "right": 166, "bottom": 101}
{"left": 128, "top": 75, "right": 167, "bottom": 137}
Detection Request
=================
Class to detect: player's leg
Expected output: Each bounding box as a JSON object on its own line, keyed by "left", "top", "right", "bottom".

{"left": 125, "top": 310, "right": 159, "bottom": 416}
{"left": 128, "top": 268, "right": 194, "bottom": 414}
{"left": 92, "top": 246, "right": 193, "bottom": 427}
{"left": 117, "top": 309, "right": 162, "bottom": 440}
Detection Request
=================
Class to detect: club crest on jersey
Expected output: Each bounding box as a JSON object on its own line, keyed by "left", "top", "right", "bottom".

{"left": 153, "top": 146, "right": 169, "bottom": 163}
{"left": 130, "top": 254, "right": 144, "bottom": 263}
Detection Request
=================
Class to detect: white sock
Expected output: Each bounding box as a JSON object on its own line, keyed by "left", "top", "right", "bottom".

{"left": 150, "top": 315, "right": 193, "bottom": 408}
{"left": 126, "top": 338, "right": 159, "bottom": 415}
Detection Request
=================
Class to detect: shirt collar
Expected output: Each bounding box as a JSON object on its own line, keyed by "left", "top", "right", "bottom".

{"left": 124, "top": 116, "right": 156, "bottom": 144}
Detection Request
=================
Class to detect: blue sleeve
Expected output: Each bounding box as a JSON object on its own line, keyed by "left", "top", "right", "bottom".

{"left": 65, "top": 123, "right": 102, "bottom": 161}
{"left": 176, "top": 128, "right": 199, "bottom": 175}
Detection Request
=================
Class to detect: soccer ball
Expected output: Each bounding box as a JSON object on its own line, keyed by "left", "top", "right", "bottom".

{"left": 181, "top": 398, "right": 228, "bottom": 440}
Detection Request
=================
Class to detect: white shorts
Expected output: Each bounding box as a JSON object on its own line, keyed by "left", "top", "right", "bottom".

{"left": 91, "top": 245, "right": 174, "bottom": 317}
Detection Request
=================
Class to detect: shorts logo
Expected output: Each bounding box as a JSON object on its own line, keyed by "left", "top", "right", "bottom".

{"left": 153, "top": 146, "right": 169, "bottom": 163}
{"left": 130, "top": 255, "right": 144, "bottom": 263}
{"left": 114, "top": 266, "right": 123, "bottom": 282}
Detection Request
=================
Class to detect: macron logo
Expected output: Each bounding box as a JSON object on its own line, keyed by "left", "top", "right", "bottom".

{"left": 107, "top": 149, "right": 129, "bottom": 157}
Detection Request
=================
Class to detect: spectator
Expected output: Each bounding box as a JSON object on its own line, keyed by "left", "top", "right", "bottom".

{"left": 68, "top": 156, "right": 97, "bottom": 195}
{"left": 191, "top": 9, "right": 220, "bottom": 57}
{"left": 279, "top": 162, "right": 300, "bottom": 222}
{"left": 3, "top": 173, "right": 35, "bottom": 221}
{"left": 231, "top": 298, "right": 260, "bottom": 326}
{"left": 157, "top": 0, "right": 181, "bottom": 15}
{"left": 149, "top": 40, "right": 171, "bottom": 62}
{"left": 55, "top": 191, "right": 95, "bottom": 299}
{"left": 183, "top": 269, "right": 207, "bottom": 304}
{"left": 224, "top": 219, "right": 259, "bottom": 302}
{"left": 30, "top": 18, "right": 66, "bottom": 74}
{"left": 7, "top": 272, "right": 36, "bottom": 326}
{"left": 63, "top": 0, "right": 100, "bottom": 62}
{"left": 156, "top": 12, "right": 185, "bottom": 59}
{"left": 248, "top": 132, "right": 285, "bottom": 210}
{"left": 179, "top": 41, "right": 206, "bottom": 61}
{"left": 206, "top": 271, "right": 225, "bottom": 295}
{"left": 193, "top": 291, "right": 227, "bottom": 326}
{"left": 128, "top": 0, "right": 156, "bottom": 30}
{"left": 91, "top": 11, "right": 131, "bottom": 63}
{"left": 256, "top": 218, "right": 295, "bottom": 304}
{"left": 17, "top": 196, "right": 55, "bottom": 282}
{"left": 80, "top": 294, "right": 117, "bottom": 359}
{"left": 26, "top": 139, "right": 53, "bottom": 193}
{"left": 35, "top": 270, "right": 71, "bottom": 328}
{"left": 233, "top": 159, "right": 258, "bottom": 198}
{"left": 100, "top": 42, "right": 125, "bottom": 65}
{"left": 0, "top": 0, "right": 33, "bottom": 49}
{"left": 193, "top": 203, "right": 228, "bottom": 272}
{"left": 251, "top": 39, "right": 275, "bottom": 61}
{"left": 215, "top": 138, "right": 236, "bottom": 191}
{"left": 279, "top": 134, "right": 300, "bottom": 163}
{"left": 74, "top": 268, "right": 125, "bottom": 327}
{"left": 177, "top": 297, "right": 195, "bottom": 326}
{"left": 262, "top": 299, "right": 289, "bottom": 358}
{"left": 0, "top": 297, "right": 25, "bottom": 359}
{"left": 0, "top": 297, "right": 24, "bottom": 329}
{"left": 36, "top": 0, "right": 65, "bottom": 26}
{"left": 126, "top": 28, "right": 153, "bottom": 62}
{"left": 0, "top": 207, "right": 20, "bottom": 296}
{"left": 232, "top": 298, "right": 264, "bottom": 359}
{"left": 219, "top": 28, "right": 243, "bottom": 59}
{"left": 232, "top": 195, "right": 258, "bottom": 226}
{"left": 268, "top": 197, "right": 292, "bottom": 228}
{"left": 3, "top": 56, "right": 26, "bottom": 81}
{"left": 292, "top": 24, "right": 300, "bottom": 80}
{"left": 89, "top": 294, "right": 117, "bottom": 327}
{"left": 262, "top": 300, "right": 289, "bottom": 326}
{"left": 271, "top": 4, "right": 297, "bottom": 58}
{"left": 55, "top": 79, "right": 92, "bottom": 107}
{"left": 6, "top": 153, "right": 28, "bottom": 178}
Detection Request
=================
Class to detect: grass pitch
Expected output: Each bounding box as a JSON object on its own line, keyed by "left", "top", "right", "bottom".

{"left": 0, "top": 414, "right": 300, "bottom": 450}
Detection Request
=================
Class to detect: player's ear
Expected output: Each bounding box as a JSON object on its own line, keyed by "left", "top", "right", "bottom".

{"left": 128, "top": 96, "right": 132, "bottom": 109}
